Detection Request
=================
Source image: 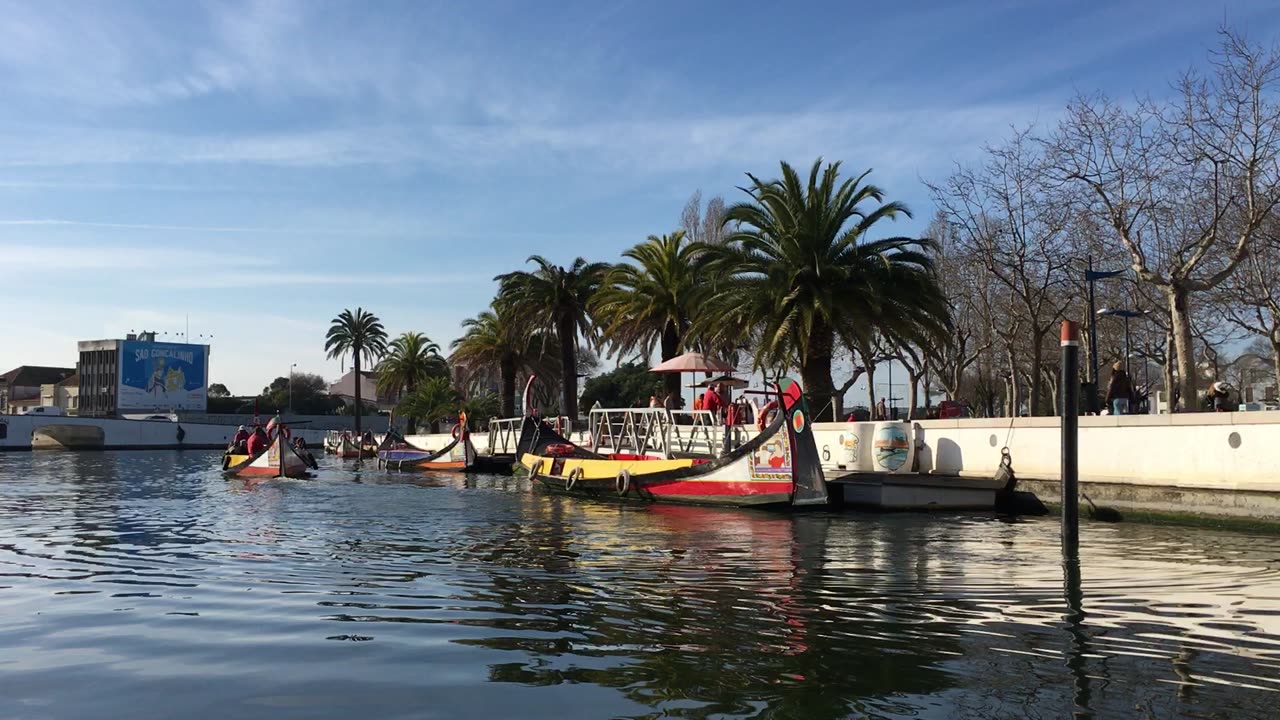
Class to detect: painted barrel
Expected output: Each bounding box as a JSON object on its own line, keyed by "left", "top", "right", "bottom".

{"left": 871, "top": 422, "right": 914, "bottom": 474}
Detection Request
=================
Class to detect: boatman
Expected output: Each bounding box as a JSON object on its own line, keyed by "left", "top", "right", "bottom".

{"left": 231, "top": 425, "right": 250, "bottom": 453}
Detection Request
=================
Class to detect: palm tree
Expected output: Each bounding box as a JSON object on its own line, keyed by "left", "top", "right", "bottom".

{"left": 396, "top": 377, "right": 460, "bottom": 434}
{"left": 324, "top": 307, "right": 389, "bottom": 434}
{"left": 698, "top": 159, "right": 950, "bottom": 420}
{"left": 376, "top": 332, "right": 447, "bottom": 431}
{"left": 593, "top": 231, "right": 711, "bottom": 399}
{"left": 450, "top": 302, "right": 561, "bottom": 418}
{"left": 495, "top": 256, "right": 610, "bottom": 420}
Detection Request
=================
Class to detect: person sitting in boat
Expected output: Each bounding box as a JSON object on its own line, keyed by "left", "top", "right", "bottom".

{"left": 230, "top": 425, "right": 250, "bottom": 453}
{"left": 293, "top": 436, "right": 307, "bottom": 451}
{"left": 361, "top": 430, "right": 374, "bottom": 445}
{"left": 246, "top": 426, "right": 269, "bottom": 456}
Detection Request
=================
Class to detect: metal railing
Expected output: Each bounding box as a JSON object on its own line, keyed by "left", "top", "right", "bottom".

{"left": 487, "top": 415, "right": 572, "bottom": 456}
{"left": 588, "top": 408, "right": 742, "bottom": 458}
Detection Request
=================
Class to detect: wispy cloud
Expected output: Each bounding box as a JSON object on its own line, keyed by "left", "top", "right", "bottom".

{"left": 0, "top": 219, "right": 290, "bottom": 233}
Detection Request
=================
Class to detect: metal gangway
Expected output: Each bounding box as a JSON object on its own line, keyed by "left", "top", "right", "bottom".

{"left": 486, "top": 415, "right": 573, "bottom": 456}
{"left": 587, "top": 408, "right": 749, "bottom": 458}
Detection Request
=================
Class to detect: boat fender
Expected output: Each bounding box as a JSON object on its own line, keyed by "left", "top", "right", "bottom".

{"left": 221, "top": 454, "right": 230, "bottom": 470}
{"left": 615, "top": 469, "right": 631, "bottom": 496}
{"left": 567, "top": 466, "right": 583, "bottom": 491}
{"left": 176, "top": 425, "right": 186, "bottom": 444}
{"left": 451, "top": 424, "right": 463, "bottom": 440}
{"left": 529, "top": 459, "right": 544, "bottom": 481}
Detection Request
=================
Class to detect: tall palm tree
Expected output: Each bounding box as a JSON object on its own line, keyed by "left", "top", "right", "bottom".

{"left": 377, "top": 332, "right": 447, "bottom": 430}
{"left": 324, "top": 307, "right": 389, "bottom": 434}
{"left": 698, "top": 159, "right": 950, "bottom": 420}
{"left": 495, "top": 256, "right": 610, "bottom": 420}
{"left": 450, "top": 302, "right": 560, "bottom": 418}
{"left": 593, "top": 231, "right": 711, "bottom": 399}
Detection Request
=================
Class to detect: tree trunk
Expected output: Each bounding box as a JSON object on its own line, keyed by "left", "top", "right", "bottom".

{"left": 800, "top": 324, "right": 836, "bottom": 421}
{"left": 1169, "top": 286, "right": 1199, "bottom": 412}
{"left": 906, "top": 372, "right": 921, "bottom": 419}
{"left": 1029, "top": 336, "right": 1044, "bottom": 416}
{"left": 865, "top": 364, "right": 877, "bottom": 416}
{"left": 557, "top": 316, "right": 579, "bottom": 420}
{"left": 1271, "top": 332, "right": 1280, "bottom": 391}
{"left": 353, "top": 353, "right": 363, "bottom": 435}
{"left": 923, "top": 363, "right": 933, "bottom": 414}
{"left": 661, "top": 320, "right": 681, "bottom": 402}
{"left": 1164, "top": 330, "right": 1176, "bottom": 414}
{"left": 499, "top": 354, "right": 516, "bottom": 418}
{"left": 1005, "top": 347, "right": 1020, "bottom": 417}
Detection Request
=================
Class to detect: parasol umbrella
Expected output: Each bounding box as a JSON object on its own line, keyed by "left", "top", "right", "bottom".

{"left": 689, "top": 375, "right": 748, "bottom": 389}
{"left": 649, "top": 352, "right": 734, "bottom": 374}
{"left": 650, "top": 352, "right": 736, "bottom": 413}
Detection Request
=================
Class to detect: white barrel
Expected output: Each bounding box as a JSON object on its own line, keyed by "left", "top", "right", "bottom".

{"left": 872, "top": 422, "right": 914, "bottom": 474}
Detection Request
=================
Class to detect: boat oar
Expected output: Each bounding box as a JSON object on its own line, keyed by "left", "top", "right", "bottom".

{"left": 1082, "top": 492, "right": 1123, "bottom": 522}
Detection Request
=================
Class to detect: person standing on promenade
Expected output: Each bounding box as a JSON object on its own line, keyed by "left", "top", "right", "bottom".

{"left": 1106, "top": 361, "right": 1132, "bottom": 416}
{"left": 875, "top": 398, "right": 887, "bottom": 421}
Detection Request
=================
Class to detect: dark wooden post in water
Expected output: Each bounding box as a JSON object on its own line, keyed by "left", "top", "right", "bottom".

{"left": 1060, "top": 320, "right": 1080, "bottom": 559}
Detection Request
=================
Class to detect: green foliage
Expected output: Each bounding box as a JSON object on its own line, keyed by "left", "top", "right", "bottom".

{"left": 377, "top": 332, "right": 449, "bottom": 399}
{"left": 325, "top": 308, "right": 389, "bottom": 368}
{"left": 495, "top": 255, "right": 610, "bottom": 419}
{"left": 696, "top": 159, "right": 950, "bottom": 415}
{"left": 397, "top": 376, "right": 461, "bottom": 432}
{"left": 450, "top": 302, "right": 560, "bottom": 418}
{"left": 594, "top": 231, "right": 710, "bottom": 359}
{"left": 460, "top": 392, "right": 500, "bottom": 427}
{"left": 208, "top": 383, "right": 230, "bottom": 398}
{"left": 579, "top": 362, "right": 665, "bottom": 411}
{"left": 325, "top": 307, "right": 389, "bottom": 432}
{"left": 246, "top": 373, "right": 344, "bottom": 415}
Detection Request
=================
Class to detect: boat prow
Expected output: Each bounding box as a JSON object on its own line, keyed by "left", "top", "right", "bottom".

{"left": 376, "top": 427, "right": 478, "bottom": 472}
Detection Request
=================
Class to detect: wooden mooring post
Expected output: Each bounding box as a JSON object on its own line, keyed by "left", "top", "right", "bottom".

{"left": 1061, "top": 320, "right": 1080, "bottom": 560}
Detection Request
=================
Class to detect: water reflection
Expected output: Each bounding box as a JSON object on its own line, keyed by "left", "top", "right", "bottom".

{"left": 0, "top": 451, "right": 1276, "bottom": 719}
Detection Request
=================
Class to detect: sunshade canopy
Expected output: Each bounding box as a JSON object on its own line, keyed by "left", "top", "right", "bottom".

{"left": 649, "top": 352, "right": 734, "bottom": 374}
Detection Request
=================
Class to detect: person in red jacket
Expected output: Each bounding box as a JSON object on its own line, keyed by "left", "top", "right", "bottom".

{"left": 702, "top": 383, "right": 724, "bottom": 417}
{"left": 246, "top": 426, "right": 269, "bottom": 457}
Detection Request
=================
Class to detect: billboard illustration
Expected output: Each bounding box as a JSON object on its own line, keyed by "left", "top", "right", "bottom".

{"left": 118, "top": 341, "right": 208, "bottom": 411}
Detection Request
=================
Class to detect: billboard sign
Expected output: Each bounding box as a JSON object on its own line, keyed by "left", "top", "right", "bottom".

{"left": 118, "top": 341, "right": 208, "bottom": 411}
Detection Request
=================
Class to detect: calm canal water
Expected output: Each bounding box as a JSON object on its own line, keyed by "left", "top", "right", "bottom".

{"left": 0, "top": 451, "right": 1277, "bottom": 719}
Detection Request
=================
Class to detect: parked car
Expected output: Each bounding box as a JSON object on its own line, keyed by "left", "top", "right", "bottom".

{"left": 20, "top": 406, "right": 63, "bottom": 416}
{"left": 937, "top": 400, "right": 972, "bottom": 419}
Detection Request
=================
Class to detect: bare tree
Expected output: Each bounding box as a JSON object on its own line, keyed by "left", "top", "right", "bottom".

{"left": 929, "top": 127, "right": 1075, "bottom": 415}
{"left": 925, "top": 214, "right": 993, "bottom": 401}
{"left": 680, "top": 190, "right": 729, "bottom": 245}
{"left": 1046, "top": 30, "right": 1280, "bottom": 410}
{"left": 1217, "top": 217, "right": 1280, "bottom": 382}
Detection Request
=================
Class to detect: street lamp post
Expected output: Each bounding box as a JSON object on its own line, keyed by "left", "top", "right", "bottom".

{"left": 1084, "top": 256, "right": 1126, "bottom": 411}
{"left": 288, "top": 363, "right": 297, "bottom": 415}
{"left": 1096, "top": 309, "right": 1145, "bottom": 377}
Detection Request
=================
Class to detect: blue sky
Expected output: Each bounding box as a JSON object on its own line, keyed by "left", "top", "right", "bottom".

{"left": 2, "top": 0, "right": 1277, "bottom": 396}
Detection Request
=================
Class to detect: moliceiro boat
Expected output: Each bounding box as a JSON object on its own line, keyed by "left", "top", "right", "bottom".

{"left": 515, "top": 378, "right": 828, "bottom": 508}
{"left": 223, "top": 432, "right": 317, "bottom": 479}
{"left": 376, "top": 423, "right": 478, "bottom": 472}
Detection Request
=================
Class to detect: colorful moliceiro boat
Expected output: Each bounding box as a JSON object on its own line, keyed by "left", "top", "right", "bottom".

{"left": 516, "top": 378, "right": 828, "bottom": 508}
{"left": 223, "top": 433, "right": 317, "bottom": 479}
{"left": 376, "top": 425, "right": 478, "bottom": 472}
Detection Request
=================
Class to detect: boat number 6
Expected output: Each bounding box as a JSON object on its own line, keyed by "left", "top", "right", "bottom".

{"left": 822, "top": 445, "right": 830, "bottom": 461}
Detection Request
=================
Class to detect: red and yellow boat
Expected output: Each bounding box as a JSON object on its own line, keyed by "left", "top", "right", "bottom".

{"left": 515, "top": 378, "right": 827, "bottom": 508}
{"left": 222, "top": 432, "right": 317, "bottom": 479}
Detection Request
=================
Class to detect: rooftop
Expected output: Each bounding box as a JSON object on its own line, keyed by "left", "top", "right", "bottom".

{"left": 1, "top": 366, "right": 76, "bottom": 388}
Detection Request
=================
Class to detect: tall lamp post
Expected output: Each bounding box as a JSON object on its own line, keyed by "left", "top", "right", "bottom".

{"left": 1096, "top": 309, "right": 1146, "bottom": 376}
{"left": 1085, "top": 255, "right": 1126, "bottom": 411}
{"left": 288, "top": 362, "right": 297, "bottom": 415}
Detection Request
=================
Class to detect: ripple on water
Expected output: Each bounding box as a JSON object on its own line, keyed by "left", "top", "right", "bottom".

{"left": 0, "top": 450, "right": 1277, "bottom": 719}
